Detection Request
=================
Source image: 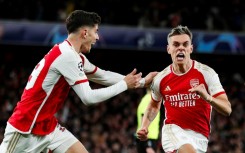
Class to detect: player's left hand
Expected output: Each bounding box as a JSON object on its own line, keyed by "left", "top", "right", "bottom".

{"left": 188, "top": 83, "right": 209, "bottom": 101}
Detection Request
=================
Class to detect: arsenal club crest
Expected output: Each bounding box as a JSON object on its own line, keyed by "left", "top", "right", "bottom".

{"left": 190, "top": 79, "right": 199, "bottom": 88}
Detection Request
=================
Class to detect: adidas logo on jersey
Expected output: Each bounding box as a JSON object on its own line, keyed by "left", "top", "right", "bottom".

{"left": 164, "top": 86, "right": 171, "bottom": 91}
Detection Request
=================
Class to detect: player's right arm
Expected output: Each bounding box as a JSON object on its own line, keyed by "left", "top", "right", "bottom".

{"left": 55, "top": 43, "right": 142, "bottom": 105}
{"left": 137, "top": 75, "right": 162, "bottom": 141}
{"left": 136, "top": 98, "right": 161, "bottom": 141}
{"left": 79, "top": 54, "right": 158, "bottom": 88}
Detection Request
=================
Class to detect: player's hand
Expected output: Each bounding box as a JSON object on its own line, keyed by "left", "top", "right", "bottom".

{"left": 136, "top": 128, "right": 148, "bottom": 141}
{"left": 144, "top": 71, "right": 158, "bottom": 87}
{"left": 124, "top": 68, "right": 142, "bottom": 89}
{"left": 188, "top": 83, "right": 209, "bottom": 101}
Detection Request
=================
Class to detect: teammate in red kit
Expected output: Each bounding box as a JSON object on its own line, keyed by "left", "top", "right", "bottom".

{"left": 0, "top": 10, "right": 157, "bottom": 153}
{"left": 136, "top": 25, "right": 232, "bottom": 153}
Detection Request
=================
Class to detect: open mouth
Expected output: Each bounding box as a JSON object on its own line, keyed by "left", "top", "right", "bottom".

{"left": 176, "top": 53, "right": 185, "bottom": 60}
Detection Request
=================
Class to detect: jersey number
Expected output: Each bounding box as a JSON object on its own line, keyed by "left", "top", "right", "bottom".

{"left": 25, "top": 59, "right": 45, "bottom": 90}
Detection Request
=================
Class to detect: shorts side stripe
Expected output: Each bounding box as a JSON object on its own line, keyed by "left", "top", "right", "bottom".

{"left": 7, "top": 132, "right": 21, "bottom": 153}
{"left": 167, "top": 125, "right": 178, "bottom": 145}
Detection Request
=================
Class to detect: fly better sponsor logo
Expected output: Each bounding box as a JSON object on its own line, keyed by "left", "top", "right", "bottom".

{"left": 165, "top": 93, "right": 201, "bottom": 107}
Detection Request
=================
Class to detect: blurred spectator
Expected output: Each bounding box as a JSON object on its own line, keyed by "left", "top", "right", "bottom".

{"left": 0, "top": 0, "right": 245, "bottom": 32}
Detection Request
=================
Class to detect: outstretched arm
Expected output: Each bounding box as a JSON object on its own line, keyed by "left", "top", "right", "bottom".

{"left": 72, "top": 69, "right": 142, "bottom": 105}
{"left": 87, "top": 67, "right": 125, "bottom": 86}
{"left": 82, "top": 53, "right": 158, "bottom": 88}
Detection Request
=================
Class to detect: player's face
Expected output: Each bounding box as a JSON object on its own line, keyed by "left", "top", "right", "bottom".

{"left": 167, "top": 34, "right": 193, "bottom": 65}
{"left": 80, "top": 24, "right": 99, "bottom": 54}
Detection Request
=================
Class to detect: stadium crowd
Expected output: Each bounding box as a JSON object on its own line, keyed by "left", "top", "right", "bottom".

{"left": 0, "top": 51, "right": 244, "bottom": 153}
{"left": 0, "top": 0, "right": 245, "bottom": 32}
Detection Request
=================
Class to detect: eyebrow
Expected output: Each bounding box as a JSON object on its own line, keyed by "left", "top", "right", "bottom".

{"left": 172, "top": 41, "right": 189, "bottom": 44}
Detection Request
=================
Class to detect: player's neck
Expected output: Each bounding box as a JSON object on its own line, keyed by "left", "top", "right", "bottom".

{"left": 67, "top": 34, "right": 81, "bottom": 53}
{"left": 173, "top": 60, "right": 192, "bottom": 74}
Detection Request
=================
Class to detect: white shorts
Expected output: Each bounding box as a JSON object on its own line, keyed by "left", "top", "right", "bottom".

{"left": 0, "top": 123, "right": 78, "bottom": 153}
{"left": 161, "top": 124, "right": 208, "bottom": 153}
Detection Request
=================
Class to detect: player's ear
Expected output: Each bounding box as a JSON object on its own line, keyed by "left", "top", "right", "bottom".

{"left": 80, "top": 28, "right": 87, "bottom": 38}
{"left": 190, "top": 44, "right": 193, "bottom": 53}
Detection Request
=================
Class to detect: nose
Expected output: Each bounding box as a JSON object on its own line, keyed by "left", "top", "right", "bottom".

{"left": 177, "top": 44, "right": 186, "bottom": 51}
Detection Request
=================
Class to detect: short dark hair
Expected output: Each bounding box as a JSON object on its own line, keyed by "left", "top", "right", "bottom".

{"left": 167, "top": 25, "right": 193, "bottom": 43}
{"left": 66, "top": 10, "right": 101, "bottom": 34}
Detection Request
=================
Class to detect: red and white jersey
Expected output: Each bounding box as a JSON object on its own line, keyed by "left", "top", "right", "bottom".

{"left": 151, "top": 60, "right": 225, "bottom": 138}
{"left": 8, "top": 40, "right": 98, "bottom": 135}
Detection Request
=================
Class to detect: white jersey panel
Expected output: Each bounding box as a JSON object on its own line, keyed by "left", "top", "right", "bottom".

{"left": 151, "top": 66, "right": 171, "bottom": 102}
{"left": 79, "top": 53, "right": 97, "bottom": 74}
{"left": 53, "top": 41, "right": 87, "bottom": 86}
{"left": 194, "top": 61, "right": 224, "bottom": 96}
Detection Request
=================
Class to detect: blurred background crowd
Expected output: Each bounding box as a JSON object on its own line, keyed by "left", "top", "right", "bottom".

{"left": 0, "top": 0, "right": 245, "bottom": 152}
{"left": 0, "top": 0, "right": 245, "bottom": 32}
